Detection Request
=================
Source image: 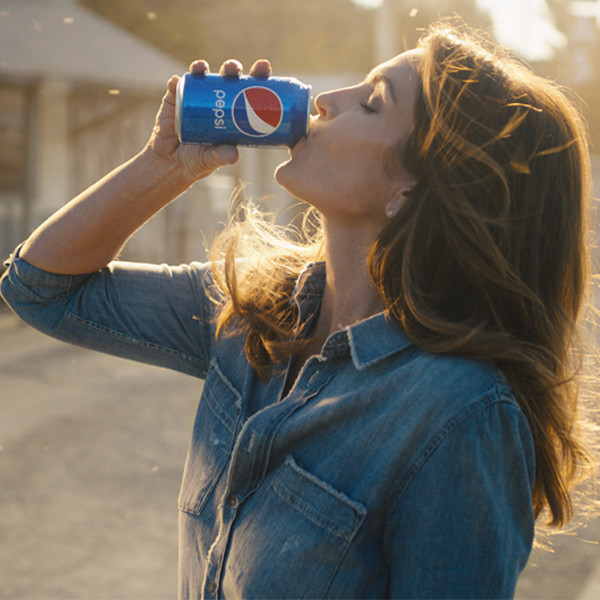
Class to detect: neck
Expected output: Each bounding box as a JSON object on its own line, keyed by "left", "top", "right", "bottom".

{"left": 315, "top": 218, "right": 385, "bottom": 340}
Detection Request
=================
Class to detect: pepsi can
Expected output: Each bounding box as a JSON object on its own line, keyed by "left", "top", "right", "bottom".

{"left": 175, "top": 73, "right": 311, "bottom": 148}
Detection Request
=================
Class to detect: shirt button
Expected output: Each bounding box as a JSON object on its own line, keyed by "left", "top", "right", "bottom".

{"left": 207, "top": 581, "right": 217, "bottom": 594}
{"left": 227, "top": 495, "right": 239, "bottom": 508}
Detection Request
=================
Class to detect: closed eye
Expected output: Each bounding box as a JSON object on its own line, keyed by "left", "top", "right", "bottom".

{"left": 360, "top": 100, "right": 376, "bottom": 113}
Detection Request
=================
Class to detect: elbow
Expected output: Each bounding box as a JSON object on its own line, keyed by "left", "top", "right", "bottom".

{"left": 0, "top": 254, "right": 83, "bottom": 336}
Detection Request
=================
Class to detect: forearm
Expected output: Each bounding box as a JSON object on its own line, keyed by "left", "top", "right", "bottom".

{"left": 20, "top": 147, "right": 193, "bottom": 274}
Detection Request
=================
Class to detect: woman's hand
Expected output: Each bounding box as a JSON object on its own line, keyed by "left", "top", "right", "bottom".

{"left": 148, "top": 58, "right": 272, "bottom": 183}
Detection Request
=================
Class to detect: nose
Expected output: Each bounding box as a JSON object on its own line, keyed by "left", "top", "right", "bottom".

{"left": 314, "top": 90, "right": 334, "bottom": 118}
{"left": 314, "top": 85, "right": 360, "bottom": 119}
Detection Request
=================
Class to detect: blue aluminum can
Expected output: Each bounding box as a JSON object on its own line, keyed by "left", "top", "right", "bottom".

{"left": 175, "top": 73, "right": 311, "bottom": 148}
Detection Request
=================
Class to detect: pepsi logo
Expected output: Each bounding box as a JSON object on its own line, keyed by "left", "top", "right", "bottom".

{"left": 232, "top": 86, "right": 283, "bottom": 137}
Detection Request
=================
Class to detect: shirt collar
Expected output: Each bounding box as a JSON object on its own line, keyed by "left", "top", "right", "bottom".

{"left": 346, "top": 312, "right": 413, "bottom": 370}
{"left": 294, "top": 261, "right": 413, "bottom": 370}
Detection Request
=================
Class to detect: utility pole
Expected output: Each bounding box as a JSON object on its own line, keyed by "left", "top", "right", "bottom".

{"left": 375, "top": 0, "right": 400, "bottom": 63}
{"left": 570, "top": 0, "right": 600, "bottom": 27}
{"left": 565, "top": 0, "right": 600, "bottom": 84}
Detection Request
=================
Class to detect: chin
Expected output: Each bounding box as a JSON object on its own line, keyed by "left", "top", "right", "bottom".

{"left": 274, "top": 158, "right": 297, "bottom": 195}
{"left": 274, "top": 155, "right": 323, "bottom": 207}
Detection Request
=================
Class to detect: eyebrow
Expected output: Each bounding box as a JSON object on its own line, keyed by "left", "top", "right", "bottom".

{"left": 366, "top": 72, "right": 397, "bottom": 104}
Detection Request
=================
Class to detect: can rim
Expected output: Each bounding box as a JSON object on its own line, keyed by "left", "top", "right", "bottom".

{"left": 174, "top": 73, "right": 186, "bottom": 141}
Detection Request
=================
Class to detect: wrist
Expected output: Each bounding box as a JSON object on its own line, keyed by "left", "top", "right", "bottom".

{"left": 137, "top": 145, "right": 194, "bottom": 190}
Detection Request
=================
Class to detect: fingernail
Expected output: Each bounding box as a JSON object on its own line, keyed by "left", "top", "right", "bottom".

{"left": 213, "top": 146, "right": 239, "bottom": 164}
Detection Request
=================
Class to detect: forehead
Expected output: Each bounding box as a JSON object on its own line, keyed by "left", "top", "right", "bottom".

{"left": 366, "top": 50, "right": 421, "bottom": 139}
{"left": 367, "top": 49, "right": 421, "bottom": 99}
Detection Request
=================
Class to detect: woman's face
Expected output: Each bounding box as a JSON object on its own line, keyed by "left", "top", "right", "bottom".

{"left": 275, "top": 50, "right": 420, "bottom": 229}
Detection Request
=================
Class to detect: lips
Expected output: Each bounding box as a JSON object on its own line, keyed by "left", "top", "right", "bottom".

{"left": 290, "top": 116, "right": 317, "bottom": 151}
{"left": 291, "top": 136, "right": 307, "bottom": 151}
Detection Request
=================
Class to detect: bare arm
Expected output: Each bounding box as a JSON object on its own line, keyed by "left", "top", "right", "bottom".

{"left": 20, "top": 59, "right": 270, "bottom": 274}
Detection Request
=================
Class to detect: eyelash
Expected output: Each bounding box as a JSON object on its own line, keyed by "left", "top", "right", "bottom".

{"left": 360, "top": 100, "right": 376, "bottom": 113}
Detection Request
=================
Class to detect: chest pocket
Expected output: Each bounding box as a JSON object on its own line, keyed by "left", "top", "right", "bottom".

{"left": 222, "top": 455, "right": 367, "bottom": 599}
{"left": 178, "top": 358, "right": 242, "bottom": 515}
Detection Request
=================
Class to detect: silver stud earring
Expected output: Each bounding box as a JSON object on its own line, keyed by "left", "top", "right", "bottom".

{"left": 385, "top": 198, "right": 401, "bottom": 219}
{"left": 385, "top": 188, "right": 413, "bottom": 219}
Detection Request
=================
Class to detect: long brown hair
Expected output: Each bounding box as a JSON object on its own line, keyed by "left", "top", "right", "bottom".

{"left": 211, "top": 21, "right": 598, "bottom": 527}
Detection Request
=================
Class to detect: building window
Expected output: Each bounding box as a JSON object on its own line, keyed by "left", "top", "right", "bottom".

{"left": 0, "top": 85, "right": 30, "bottom": 259}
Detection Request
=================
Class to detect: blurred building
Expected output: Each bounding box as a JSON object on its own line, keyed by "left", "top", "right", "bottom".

{"left": 0, "top": 0, "right": 186, "bottom": 262}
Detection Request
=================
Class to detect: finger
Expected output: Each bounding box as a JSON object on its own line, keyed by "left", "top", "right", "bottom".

{"left": 249, "top": 59, "right": 271, "bottom": 78}
{"left": 219, "top": 59, "right": 243, "bottom": 77}
{"left": 189, "top": 59, "right": 209, "bottom": 75}
{"left": 166, "top": 74, "right": 179, "bottom": 97}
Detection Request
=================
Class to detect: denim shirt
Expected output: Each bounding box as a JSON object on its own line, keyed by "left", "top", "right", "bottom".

{"left": 1, "top": 249, "right": 535, "bottom": 599}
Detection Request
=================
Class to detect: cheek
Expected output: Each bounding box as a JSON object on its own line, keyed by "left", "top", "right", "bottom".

{"left": 275, "top": 128, "right": 398, "bottom": 204}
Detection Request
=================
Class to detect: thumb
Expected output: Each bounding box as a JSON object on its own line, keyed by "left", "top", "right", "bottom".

{"left": 211, "top": 145, "right": 239, "bottom": 165}
{"left": 180, "top": 144, "right": 240, "bottom": 181}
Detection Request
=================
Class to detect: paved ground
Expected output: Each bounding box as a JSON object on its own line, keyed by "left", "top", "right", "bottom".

{"left": 0, "top": 310, "right": 200, "bottom": 599}
{"left": 1, "top": 309, "right": 599, "bottom": 599}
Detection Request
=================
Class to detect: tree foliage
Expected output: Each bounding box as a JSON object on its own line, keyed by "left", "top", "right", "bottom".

{"left": 545, "top": 0, "right": 600, "bottom": 149}
{"left": 77, "top": 0, "right": 491, "bottom": 74}
{"left": 78, "top": 0, "right": 374, "bottom": 73}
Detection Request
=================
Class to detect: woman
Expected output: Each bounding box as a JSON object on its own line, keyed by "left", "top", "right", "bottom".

{"left": 1, "top": 21, "right": 597, "bottom": 599}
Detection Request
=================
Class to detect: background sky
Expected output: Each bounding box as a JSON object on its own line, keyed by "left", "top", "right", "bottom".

{"left": 353, "top": 0, "right": 567, "bottom": 60}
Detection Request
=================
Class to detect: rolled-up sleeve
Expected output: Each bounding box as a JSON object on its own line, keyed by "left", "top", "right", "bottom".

{"left": 384, "top": 399, "right": 535, "bottom": 599}
{"left": 1, "top": 246, "right": 219, "bottom": 378}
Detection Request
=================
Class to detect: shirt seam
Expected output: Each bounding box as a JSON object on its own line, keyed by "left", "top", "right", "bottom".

{"left": 64, "top": 309, "right": 202, "bottom": 365}
{"left": 381, "top": 385, "right": 520, "bottom": 525}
